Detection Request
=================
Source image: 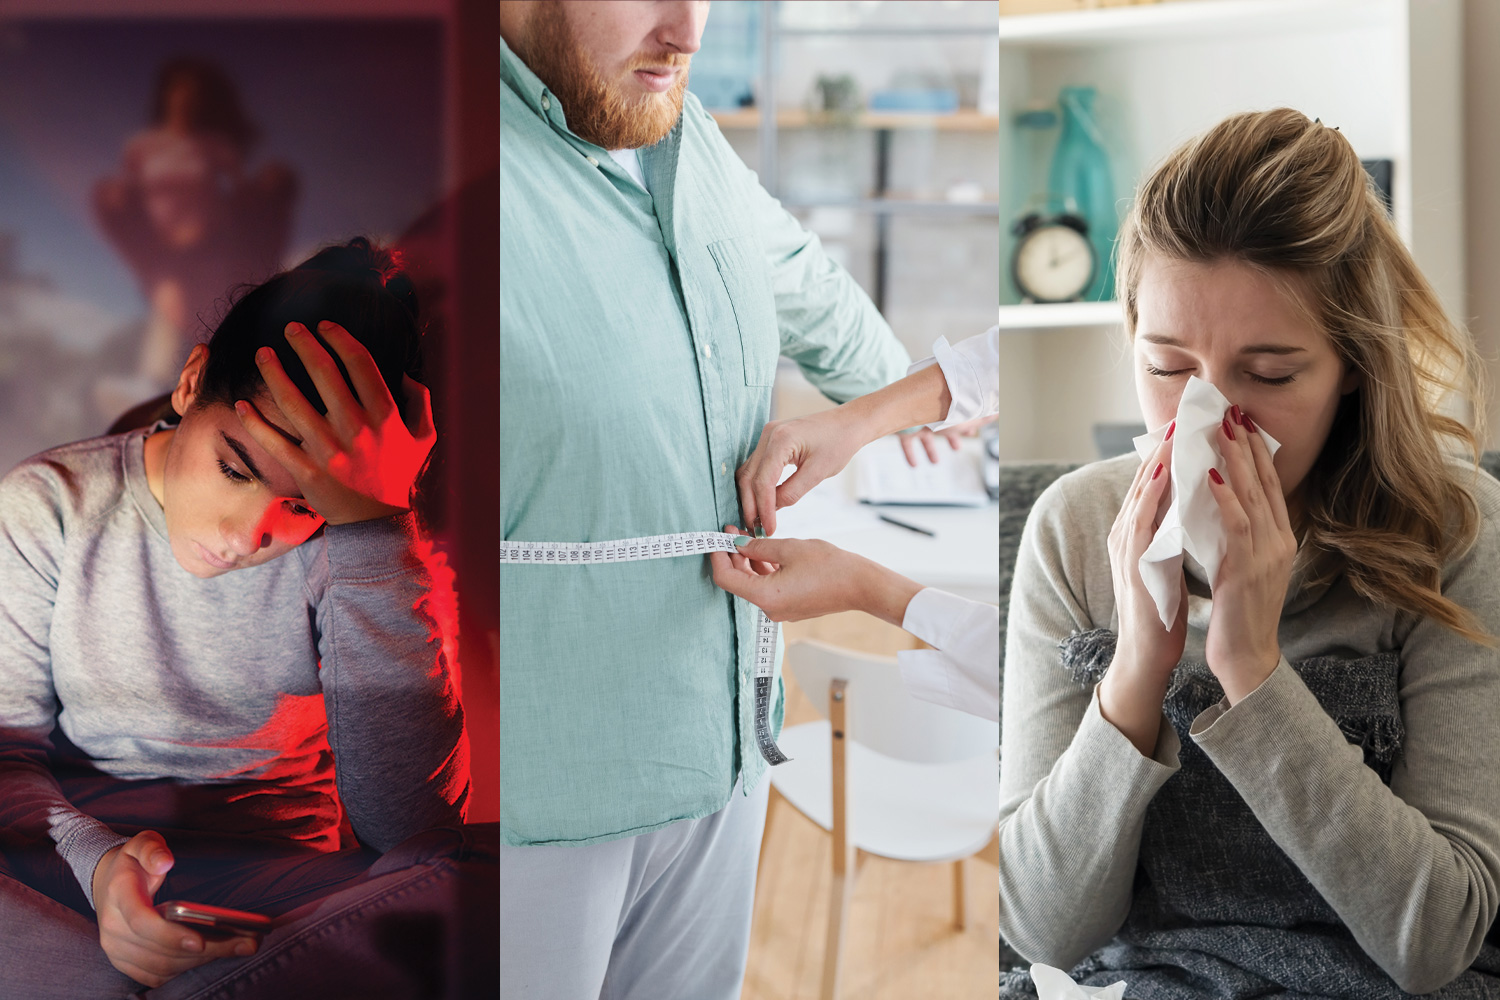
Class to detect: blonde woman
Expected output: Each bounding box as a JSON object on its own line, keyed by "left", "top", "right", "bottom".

{"left": 999, "top": 108, "right": 1500, "bottom": 997}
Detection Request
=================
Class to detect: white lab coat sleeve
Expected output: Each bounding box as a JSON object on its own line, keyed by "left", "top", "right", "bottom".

{"left": 906, "top": 326, "right": 1000, "bottom": 429}
{"left": 896, "top": 587, "right": 1000, "bottom": 721}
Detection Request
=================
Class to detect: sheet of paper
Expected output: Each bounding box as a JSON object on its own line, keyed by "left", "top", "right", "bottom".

{"left": 854, "top": 435, "right": 990, "bottom": 507}
{"left": 773, "top": 485, "right": 881, "bottom": 538}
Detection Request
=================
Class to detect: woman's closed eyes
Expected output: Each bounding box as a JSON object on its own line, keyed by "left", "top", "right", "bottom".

{"left": 217, "top": 458, "right": 251, "bottom": 484}
{"left": 217, "top": 458, "right": 318, "bottom": 518}
{"left": 1144, "top": 363, "right": 1298, "bottom": 387}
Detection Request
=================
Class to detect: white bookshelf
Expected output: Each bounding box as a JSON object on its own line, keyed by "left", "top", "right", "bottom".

{"left": 996, "top": 300, "right": 1120, "bottom": 329}
{"left": 994, "top": 0, "right": 1462, "bottom": 461}
{"left": 997, "top": 0, "right": 1382, "bottom": 46}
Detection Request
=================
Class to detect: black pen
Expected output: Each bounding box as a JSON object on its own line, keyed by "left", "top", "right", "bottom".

{"left": 878, "top": 513, "right": 935, "bottom": 537}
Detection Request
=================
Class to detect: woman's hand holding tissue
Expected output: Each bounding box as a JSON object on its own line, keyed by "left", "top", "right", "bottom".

{"left": 1203, "top": 406, "right": 1297, "bottom": 704}
{"left": 1098, "top": 425, "right": 1189, "bottom": 757}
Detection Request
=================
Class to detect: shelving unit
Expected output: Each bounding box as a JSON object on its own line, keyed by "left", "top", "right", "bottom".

{"left": 996, "top": 300, "right": 1119, "bottom": 330}
{"left": 999, "top": 0, "right": 1461, "bottom": 316}
{"left": 715, "top": 3, "right": 998, "bottom": 314}
{"left": 989, "top": 0, "right": 1462, "bottom": 461}
{"left": 711, "top": 108, "right": 999, "bottom": 132}
{"left": 996, "top": 0, "right": 1378, "bottom": 45}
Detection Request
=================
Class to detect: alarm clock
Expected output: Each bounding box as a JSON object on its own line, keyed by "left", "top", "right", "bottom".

{"left": 1010, "top": 212, "right": 1096, "bottom": 303}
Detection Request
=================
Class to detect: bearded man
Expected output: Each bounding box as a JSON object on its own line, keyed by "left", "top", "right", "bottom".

{"left": 499, "top": 3, "right": 910, "bottom": 996}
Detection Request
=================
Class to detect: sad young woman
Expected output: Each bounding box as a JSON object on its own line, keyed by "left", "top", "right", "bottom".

{"left": 0, "top": 239, "right": 472, "bottom": 994}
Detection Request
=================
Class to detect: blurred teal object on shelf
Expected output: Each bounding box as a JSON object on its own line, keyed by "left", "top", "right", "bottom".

{"left": 1009, "top": 105, "right": 1058, "bottom": 213}
{"left": 688, "top": 0, "right": 760, "bottom": 110}
{"left": 1004, "top": 105, "right": 1059, "bottom": 305}
{"left": 1048, "top": 86, "right": 1117, "bottom": 302}
{"left": 868, "top": 89, "right": 960, "bottom": 113}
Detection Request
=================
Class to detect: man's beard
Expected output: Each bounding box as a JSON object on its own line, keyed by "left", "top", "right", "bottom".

{"left": 515, "top": 4, "right": 690, "bottom": 150}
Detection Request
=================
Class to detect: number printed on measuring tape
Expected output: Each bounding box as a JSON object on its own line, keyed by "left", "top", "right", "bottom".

{"left": 501, "top": 531, "right": 790, "bottom": 766}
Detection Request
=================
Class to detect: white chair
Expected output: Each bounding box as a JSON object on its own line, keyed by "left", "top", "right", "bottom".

{"left": 764, "top": 639, "right": 999, "bottom": 999}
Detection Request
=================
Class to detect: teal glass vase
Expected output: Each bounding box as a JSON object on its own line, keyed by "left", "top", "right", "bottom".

{"left": 1047, "top": 86, "right": 1116, "bottom": 301}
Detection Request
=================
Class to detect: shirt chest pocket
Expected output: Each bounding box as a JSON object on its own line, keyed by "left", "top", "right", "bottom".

{"left": 707, "top": 236, "right": 779, "bottom": 387}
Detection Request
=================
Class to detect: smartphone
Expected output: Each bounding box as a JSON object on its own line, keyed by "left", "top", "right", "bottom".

{"left": 156, "top": 900, "right": 273, "bottom": 940}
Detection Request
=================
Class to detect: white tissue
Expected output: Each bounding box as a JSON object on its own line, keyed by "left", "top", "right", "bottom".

{"left": 1131, "top": 376, "right": 1280, "bottom": 629}
{"left": 1031, "top": 964, "right": 1128, "bottom": 999}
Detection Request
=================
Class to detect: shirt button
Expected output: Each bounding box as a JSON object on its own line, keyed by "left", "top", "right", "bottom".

{"left": 721, "top": 462, "right": 728, "bottom": 475}
{"left": 703, "top": 343, "right": 713, "bottom": 359}
{"left": 541, "top": 94, "right": 551, "bottom": 111}
{"left": 587, "top": 156, "right": 599, "bottom": 166}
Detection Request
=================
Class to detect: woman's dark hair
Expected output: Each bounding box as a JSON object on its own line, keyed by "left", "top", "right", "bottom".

{"left": 150, "top": 56, "right": 260, "bottom": 155}
{"left": 193, "top": 237, "right": 422, "bottom": 415}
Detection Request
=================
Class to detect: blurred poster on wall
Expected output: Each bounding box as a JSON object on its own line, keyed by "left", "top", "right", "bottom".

{"left": 0, "top": 17, "right": 444, "bottom": 476}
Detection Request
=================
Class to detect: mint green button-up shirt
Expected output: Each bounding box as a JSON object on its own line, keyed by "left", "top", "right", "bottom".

{"left": 500, "top": 40, "right": 909, "bottom": 847}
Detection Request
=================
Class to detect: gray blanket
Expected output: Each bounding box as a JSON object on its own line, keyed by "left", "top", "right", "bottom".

{"left": 1000, "top": 628, "right": 1500, "bottom": 999}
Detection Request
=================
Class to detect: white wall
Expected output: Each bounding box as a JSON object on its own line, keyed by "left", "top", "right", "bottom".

{"left": 997, "top": 0, "right": 1476, "bottom": 462}
{"left": 1463, "top": 0, "right": 1500, "bottom": 444}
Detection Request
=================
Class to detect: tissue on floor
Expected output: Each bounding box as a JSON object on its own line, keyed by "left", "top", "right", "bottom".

{"left": 1031, "top": 963, "right": 1128, "bottom": 999}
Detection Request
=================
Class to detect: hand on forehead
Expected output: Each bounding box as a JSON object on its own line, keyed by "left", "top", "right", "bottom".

{"left": 212, "top": 399, "right": 307, "bottom": 502}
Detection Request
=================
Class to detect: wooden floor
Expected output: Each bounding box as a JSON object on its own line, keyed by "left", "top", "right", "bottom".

{"left": 742, "top": 612, "right": 999, "bottom": 1000}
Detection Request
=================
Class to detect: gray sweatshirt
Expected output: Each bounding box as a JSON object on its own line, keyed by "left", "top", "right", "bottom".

{"left": 0, "top": 428, "right": 469, "bottom": 908}
{"left": 1000, "top": 454, "right": 1500, "bottom": 995}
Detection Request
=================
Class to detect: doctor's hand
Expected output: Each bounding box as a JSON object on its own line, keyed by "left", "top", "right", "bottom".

{"left": 235, "top": 320, "right": 436, "bottom": 526}
{"left": 93, "top": 831, "right": 254, "bottom": 987}
{"left": 735, "top": 409, "right": 870, "bottom": 538}
{"left": 737, "top": 362, "right": 953, "bottom": 536}
{"left": 897, "top": 417, "right": 989, "bottom": 467}
{"left": 710, "top": 528, "right": 922, "bottom": 627}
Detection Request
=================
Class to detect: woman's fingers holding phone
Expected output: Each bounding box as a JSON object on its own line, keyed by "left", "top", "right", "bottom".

{"left": 94, "top": 832, "right": 252, "bottom": 987}
{"left": 104, "top": 930, "right": 253, "bottom": 988}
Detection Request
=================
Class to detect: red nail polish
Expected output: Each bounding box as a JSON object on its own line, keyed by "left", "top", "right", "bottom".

{"left": 1231, "top": 404, "right": 1244, "bottom": 426}
{"left": 1164, "top": 420, "right": 1175, "bottom": 442}
{"left": 1243, "top": 412, "right": 1257, "bottom": 433}
{"left": 1209, "top": 468, "right": 1224, "bottom": 485}
{"left": 1152, "top": 462, "right": 1163, "bottom": 480}
{"left": 1222, "top": 416, "right": 1235, "bottom": 441}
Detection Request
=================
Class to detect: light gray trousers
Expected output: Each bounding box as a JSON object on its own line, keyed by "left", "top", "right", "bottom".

{"left": 500, "top": 776, "right": 770, "bottom": 1000}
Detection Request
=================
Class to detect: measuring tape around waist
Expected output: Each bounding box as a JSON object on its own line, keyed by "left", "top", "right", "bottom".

{"left": 500, "top": 531, "right": 790, "bottom": 766}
